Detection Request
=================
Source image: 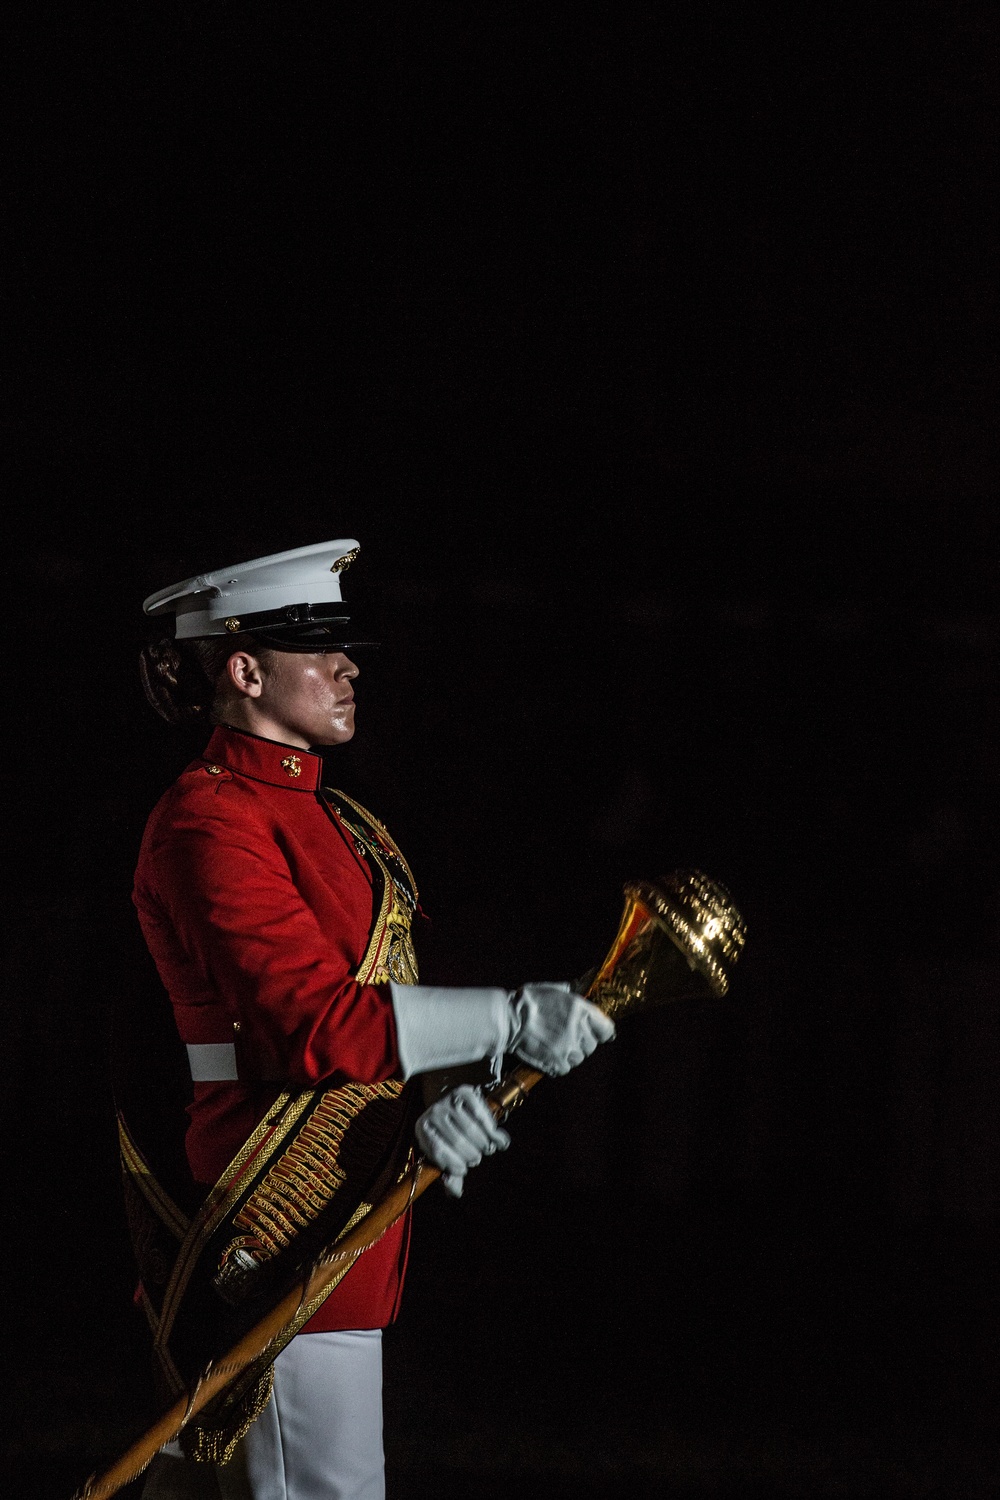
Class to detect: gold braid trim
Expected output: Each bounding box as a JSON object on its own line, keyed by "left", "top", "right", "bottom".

{"left": 324, "top": 789, "right": 420, "bottom": 986}
{"left": 118, "top": 1116, "right": 190, "bottom": 1241}
{"left": 182, "top": 1185, "right": 392, "bottom": 1463}
{"left": 354, "top": 844, "right": 393, "bottom": 985}
{"left": 331, "top": 788, "right": 419, "bottom": 897}
{"left": 180, "top": 1086, "right": 411, "bottom": 1461}
{"left": 154, "top": 1090, "right": 308, "bottom": 1371}
{"left": 184, "top": 1171, "right": 408, "bottom": 1466}
{"left": 179, "top": 1369, "right": 275, "bottom": 1466}
{"left": 217, "top": 1083, "right": 402, "bottom": 1284}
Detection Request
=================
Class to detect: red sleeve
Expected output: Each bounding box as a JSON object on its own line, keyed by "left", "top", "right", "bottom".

{"left": 144, "top": 799, "right": 401, "bottom": 1088}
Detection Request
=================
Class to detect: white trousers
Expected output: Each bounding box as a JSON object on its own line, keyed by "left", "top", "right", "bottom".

{"left": 141, "top": 1330, "right": 385, "bottom": 1500}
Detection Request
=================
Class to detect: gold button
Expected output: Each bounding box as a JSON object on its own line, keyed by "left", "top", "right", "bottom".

{"left": 205, "top": 764, "right": 223, "bottom": 775}
{"left": 224, "top": 617, "right": 241, "bottom": 633}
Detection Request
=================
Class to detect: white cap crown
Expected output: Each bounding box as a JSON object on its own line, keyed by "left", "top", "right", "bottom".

{"left": 143, "top": 539, "right": 362, "bottom": 641}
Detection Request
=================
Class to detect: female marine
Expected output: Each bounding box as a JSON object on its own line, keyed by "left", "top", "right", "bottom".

{"left": 128, "top": 539, "right": 613, "bottom": 1500}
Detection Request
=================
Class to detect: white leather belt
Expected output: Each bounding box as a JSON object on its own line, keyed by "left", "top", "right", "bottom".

{"left": 186, "top": 1042, "right": 238, "bottom": 1082}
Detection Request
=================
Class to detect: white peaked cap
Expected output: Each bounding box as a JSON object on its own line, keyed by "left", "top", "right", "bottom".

{"left": 143, "top": 539, "right": 375, "bottom": 647}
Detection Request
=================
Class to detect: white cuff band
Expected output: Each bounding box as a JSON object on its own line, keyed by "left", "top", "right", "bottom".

{"left": 186, "top": 1042, "right": 238, "bottom": 1082}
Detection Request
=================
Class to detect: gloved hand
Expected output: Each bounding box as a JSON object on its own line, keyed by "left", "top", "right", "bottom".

{"left": 415, "top": 1083, "right": 511, "bottom": 1197}
{"left": 390, "top": 980, "right": 616, "bottom": 1080}
{"left": 508, "top": 982, "right": 616, "bottom": 1076}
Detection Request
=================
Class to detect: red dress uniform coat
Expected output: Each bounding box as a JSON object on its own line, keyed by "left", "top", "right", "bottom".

{"left": 133, "top": 724, "right": 411, "bottom": 1330}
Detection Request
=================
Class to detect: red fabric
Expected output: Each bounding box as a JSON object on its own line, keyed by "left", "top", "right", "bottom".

{"left": 133, "top": 724, "right": 411, "bottom": 1330}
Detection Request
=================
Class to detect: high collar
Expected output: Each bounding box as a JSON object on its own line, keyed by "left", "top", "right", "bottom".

{"left": 200, "top": 724, "right": 324, "bottom": 792}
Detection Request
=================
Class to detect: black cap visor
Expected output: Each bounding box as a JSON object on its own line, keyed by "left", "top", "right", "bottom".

{"left": 228, "top": 603, "right": 379, "bottom": 652}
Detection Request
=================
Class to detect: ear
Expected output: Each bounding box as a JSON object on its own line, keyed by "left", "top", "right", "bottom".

{"left": 226, "top": 651, "right": 266, "bottom": 699}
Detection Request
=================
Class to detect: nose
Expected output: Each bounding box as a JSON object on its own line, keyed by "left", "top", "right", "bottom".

{"left": 339, "top": 654, "right": 360, "bottom": 680}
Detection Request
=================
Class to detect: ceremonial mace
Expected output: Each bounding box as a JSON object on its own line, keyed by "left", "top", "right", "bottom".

{"left": 72, "top": 870, "right": 745, "bottom": 1500}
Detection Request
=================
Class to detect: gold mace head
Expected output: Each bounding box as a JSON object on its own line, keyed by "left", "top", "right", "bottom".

{"left": 584, "top": 870, "right": 747, "bottom": 1022}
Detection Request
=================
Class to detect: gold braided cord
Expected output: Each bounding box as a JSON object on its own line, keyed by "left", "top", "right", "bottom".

{"left": 330, "top": 787, "right": 420, "bottom": 898}
{"left": 176, "top": 1081, "right": 409, "bottom": 1457}
{"left": 153, "top": 1090, "right": 305, "bottom": 1358}
{"left": 353, "top": 841, "right": 393, "bottom": 985}
{"left": 179, "top": 1369, "right": 275, "bottom": 1465}
{"left": 322, "top": 787, "right": 420, "bottom": 987}
{"left": 223, "top": 1082, "right": 402, "bottom": 1268}
{"left": 117, "top": 1116, "right": 190, "bottom": 1241}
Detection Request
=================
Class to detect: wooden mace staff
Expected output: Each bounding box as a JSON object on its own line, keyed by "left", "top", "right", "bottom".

{"left": 71, "top": 872, "right": 745, "bottom": 1500}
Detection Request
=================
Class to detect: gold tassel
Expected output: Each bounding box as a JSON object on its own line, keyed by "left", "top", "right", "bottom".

{"left": 180, "top": 1368, "right": 274, "bottom": 1465}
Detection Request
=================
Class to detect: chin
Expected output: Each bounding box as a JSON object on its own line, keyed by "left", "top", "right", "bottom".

{"left": 314, "top": 724, "right": 356, "bottom": 747}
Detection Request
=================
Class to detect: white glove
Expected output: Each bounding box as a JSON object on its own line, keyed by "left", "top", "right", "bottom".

{"left": 508, "top": 982, "right": 616, "bottom": 1076}
{"left": 415, "top": 1083, "right": 511, "bottom": 1197}
{"left": 390, "top": 981, "right": 615, "bottom": 1081}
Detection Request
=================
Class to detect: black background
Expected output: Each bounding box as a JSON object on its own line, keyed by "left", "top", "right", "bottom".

{"left": 4, "top": 4, "right": 998, "bottom": 1496}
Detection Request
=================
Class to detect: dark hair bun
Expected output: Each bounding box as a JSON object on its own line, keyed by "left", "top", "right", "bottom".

{"left": 139, "top": 637, "right": 215, "bottom": 725}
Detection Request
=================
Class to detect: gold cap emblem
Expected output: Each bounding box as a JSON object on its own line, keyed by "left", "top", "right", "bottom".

{"left": 329, "top": 547, "right": 360, "bottom": 574}
{"left": 280, "top": 754, "right": 303, "bottom": 779}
